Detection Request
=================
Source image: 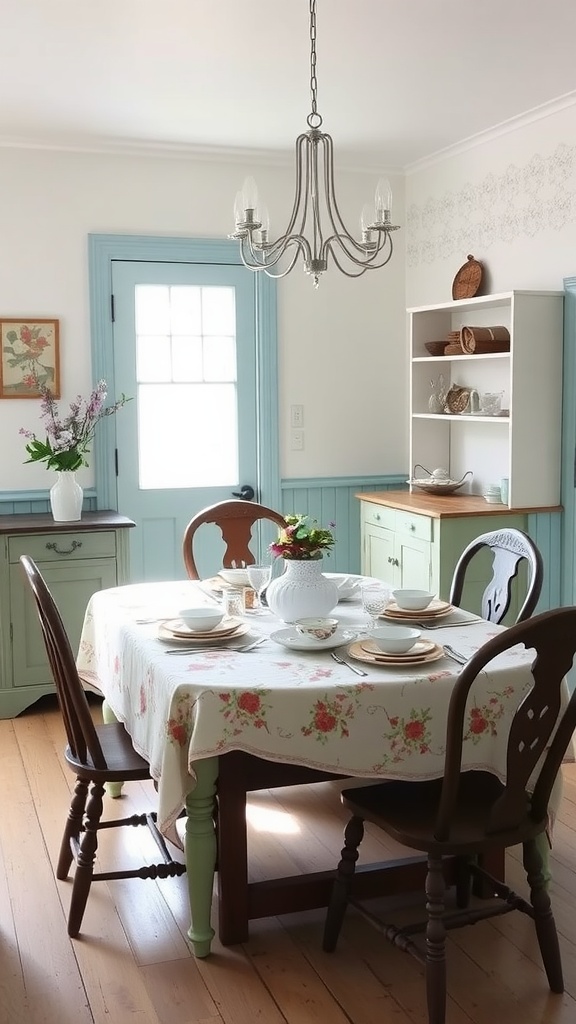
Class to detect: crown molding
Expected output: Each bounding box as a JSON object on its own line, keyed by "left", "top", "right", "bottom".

{"left": 0, "top": 131, "right": 401, "bottom": 175}
{"left": 405, "top": 90, "right": 576, "bottom": 175}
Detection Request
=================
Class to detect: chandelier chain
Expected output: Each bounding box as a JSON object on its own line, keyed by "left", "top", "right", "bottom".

{"left": 307, "top": 0, "right": 322, "bottom": 130}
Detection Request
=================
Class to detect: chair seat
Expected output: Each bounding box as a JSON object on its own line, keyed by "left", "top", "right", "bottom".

{"left": 64, "top": 722, "right": 152, "bottom": 782}
{"left": 342, "top": 772, "right": 547, "bottom": 855}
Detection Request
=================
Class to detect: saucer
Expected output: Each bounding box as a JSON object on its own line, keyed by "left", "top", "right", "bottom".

{"left": 383, "top": 599, "right": 452, "bottom": 620}
{"left": 347, "top": 641, "right": 444, "bottom": 667}
{"left": 270, "top": 627, "right": 357, "bottom": 651}
{"left": 157, "top": 619, "right": 249, "bottom": 644}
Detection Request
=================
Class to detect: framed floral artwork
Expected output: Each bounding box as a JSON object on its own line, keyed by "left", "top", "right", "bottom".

{"left": 0, "top": 318, "right": 60, "bottom": 398}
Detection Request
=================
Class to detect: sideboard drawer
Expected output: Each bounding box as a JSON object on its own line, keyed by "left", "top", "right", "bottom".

{"left": 361, "top": 502, "right": 396, "bottom": 531}
{"left": 8, "top": 530, "right": 117, "bottom": 564}
{"left": 395, "top": 510, "right": 432, "bottom": 542}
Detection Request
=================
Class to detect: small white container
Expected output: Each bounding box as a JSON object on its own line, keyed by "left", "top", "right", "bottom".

{"left": 219, "top": 568, "right": 251, "bottom": 587}
{"left": 392, "top": 589, "right": 435, "bottom": 611}
{"left": 370, "top": 625, "right": 421, "bottom": 654}
{"left": 178, "top": 607, "right": 224, "bottom": 631}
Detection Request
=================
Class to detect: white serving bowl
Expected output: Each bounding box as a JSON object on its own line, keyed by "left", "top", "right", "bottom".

{"left": 178, "top": 607, "right": 224, "bottom": 631}
{"left": 370, "top": 625, "right": 421, "bottom": 654}
{"left": 327, "top": 573, "right": 361, "bottom": 600}
{"left": 294, "top": 617, "right": 339, "bottom": 641}
{"left": 392, "top": 589, "right": 435, "bottom": 611}
{"left": 218, "top": 568, "right": 251, "bottom": 587}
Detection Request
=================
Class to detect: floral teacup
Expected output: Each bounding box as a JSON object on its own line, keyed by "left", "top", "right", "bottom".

{"left": 294, "top": 617, "right": 338, "bottom": 641}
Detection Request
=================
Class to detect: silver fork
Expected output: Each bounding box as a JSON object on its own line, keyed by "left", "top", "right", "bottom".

{"left": 386, "top": 617, "right": 480, "bottom": 630}
{"left": 330, "top": 650, "right": 368, "bottom": 677}
{"left": 165, "top": 637, "right": 266, "bottom": 656}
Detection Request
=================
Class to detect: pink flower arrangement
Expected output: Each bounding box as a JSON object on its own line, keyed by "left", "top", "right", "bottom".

{"left": 269, "top": 513, "right": 335, "bottom": 561}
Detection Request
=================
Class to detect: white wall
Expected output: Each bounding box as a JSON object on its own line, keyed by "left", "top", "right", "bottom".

{"left": 0, "top": 147, "right": 406, "bottom": 491}
{"left": 405, "top": 99, "right": 576, "bottom": 305}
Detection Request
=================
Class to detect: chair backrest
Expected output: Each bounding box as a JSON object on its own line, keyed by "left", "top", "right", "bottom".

{"left": 449, "top": 528, "right": 543, "bottom": 624}
{"left": 182, "top": 499, "right": 286, "bottom": 580}
{"left": 19, "top": 555, "right": 108, "bottom": 770}
{"left": 435, "top": 606, "right": 576, "bottom": 842}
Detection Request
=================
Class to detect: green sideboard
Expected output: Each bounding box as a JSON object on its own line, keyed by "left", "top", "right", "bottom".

{"left": 0, "top": 510, "right": 134, "bottom": 718}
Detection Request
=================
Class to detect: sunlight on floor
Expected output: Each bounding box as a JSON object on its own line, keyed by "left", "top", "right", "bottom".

{"left": 246, "top": 801, "right": 301, "bottom": 834}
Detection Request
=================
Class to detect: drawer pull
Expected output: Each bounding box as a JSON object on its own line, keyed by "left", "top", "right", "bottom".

{"left": 45, "top": 540, "right": 83, "bottom": 556}
{"left": 373, "top": 513, "right": 381, "bottom": 521}
{"left": 409, "top": 522, "right": 416, "bottom": 531}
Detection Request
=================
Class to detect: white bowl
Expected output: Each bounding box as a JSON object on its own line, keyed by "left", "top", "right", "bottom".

{"left": 483, "top": 492, "right": 502, "bottom": 504}
{"left": 218, "top": 568, "right": 251, "bottom": 587}
{"left": 370, "top": 625, "right": 421, "bottom": 654}
{"left": 392, "top": 589, "right": 435, "bottom": 611}
{"left": 178, "top": 607, "right": 224, "bottom": 631}
{"left": 294, "top": 617, "right": 339, "bottom": 641}
{"left": 326, "top": 573, "right": 361, "bottom": 600}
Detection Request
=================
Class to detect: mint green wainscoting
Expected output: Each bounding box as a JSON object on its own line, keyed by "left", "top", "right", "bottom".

{"left": 0, "top": 490, "right": 98, "bottom": 516}
{"left": 280, "top": 475, "right": 408, "bottom": 574}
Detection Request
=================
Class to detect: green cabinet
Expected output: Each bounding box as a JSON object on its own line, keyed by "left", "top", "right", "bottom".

{"left": 358, "top": 493, "right": 540, "bottom": 620}
{"left": 0, "top": 511, "right": 134, "bottom": 718}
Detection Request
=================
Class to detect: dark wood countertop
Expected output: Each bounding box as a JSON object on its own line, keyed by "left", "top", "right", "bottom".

{"left": 0, "top": 510, "right": 136, "bottom": 535}
{"left": 355, "top": 490, "right": 563, "bottom": 519}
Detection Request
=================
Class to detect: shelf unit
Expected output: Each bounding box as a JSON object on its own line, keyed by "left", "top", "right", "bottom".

{"left": 408, "top": 291, "right": 564, "bottom": 508}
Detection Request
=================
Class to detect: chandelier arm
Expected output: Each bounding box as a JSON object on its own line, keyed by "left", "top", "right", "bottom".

{"left": 238, "top": 233, "right": 311, "bottom": 273}
{"left": 327, "top": 245, "right": 369, "bottom": 278}
{"left": 324, "top": 231, "right": 395, "bottom": 271}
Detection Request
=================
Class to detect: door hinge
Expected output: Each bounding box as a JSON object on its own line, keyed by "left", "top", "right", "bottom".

{"left": 9, "top": 622, "right": 13, "bottom": 642}
{"left": 110, "top": 293, "right": 115, "bottom": 322}
{"left": 115, "top": 448, "right": 119, "bottom": 476}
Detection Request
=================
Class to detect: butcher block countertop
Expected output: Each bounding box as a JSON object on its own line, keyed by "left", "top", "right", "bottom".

{"left": 355, "top": 490, "right": 563, "bottom": 519}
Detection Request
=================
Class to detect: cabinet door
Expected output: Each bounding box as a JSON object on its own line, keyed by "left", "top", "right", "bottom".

{"left": 396, "top": 534, "right": 432, "bottom": 591}
{"left": 10, "top": 559, "right": 117, "bottom": 688}
{"left": 362, "top": 523, "right": 398, "bottom": 586}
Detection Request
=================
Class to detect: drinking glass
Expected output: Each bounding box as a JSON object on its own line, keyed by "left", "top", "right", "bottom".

{"left": 361, "top": 583, "right": 392, "bottom": 632}
{"left": 246, "top": 563, "right": 273, "bottom": 611}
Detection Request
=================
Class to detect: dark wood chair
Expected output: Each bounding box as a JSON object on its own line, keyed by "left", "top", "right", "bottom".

{"left": 182, "top": 498, "right": 286, "bottom": 579}
{"left": 449, "top": 527, "right": 543, "bottom": 624}
{"left": 19, "top": 554, "right": 186, "bottom": 938}
{"left": 323, "top": 606, "right": 576, "bottom": 1024}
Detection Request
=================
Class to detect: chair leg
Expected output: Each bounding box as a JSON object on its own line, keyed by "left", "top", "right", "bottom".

{"left": 425, "top": 856, "right": 447, "bottom": 1024}
{"left": 323, "top": 815, "right": 364, "bottom": 953}
{"left": 68, "top": 780, "right": 105, "bottom": 938}
{"left": 455, "top": 855, "right": 473, "bottom": 908}
{"left": 57, "top": 777, "right": 88, "bottom": 880}
{"left": 523, "top": 838, "right": 564, "bottom": 993}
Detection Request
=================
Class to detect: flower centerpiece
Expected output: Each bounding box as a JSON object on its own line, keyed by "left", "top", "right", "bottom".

{"left": 266, "top": 514, "right": 338, "bottom": 622}
{"left": 269, "top": 513, "right": 336, "bottom": 561}
{"left": 20, "top": 378, "right": 129, "bottom": 522}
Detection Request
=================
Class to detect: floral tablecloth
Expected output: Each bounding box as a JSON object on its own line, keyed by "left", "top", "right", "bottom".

{"left": 77, "top": 579, "right": 573, "bottom": 847}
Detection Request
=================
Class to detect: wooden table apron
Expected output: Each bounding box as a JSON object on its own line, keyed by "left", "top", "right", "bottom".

{"left": 77, "top": 579, "right": 560, "bottom": 957}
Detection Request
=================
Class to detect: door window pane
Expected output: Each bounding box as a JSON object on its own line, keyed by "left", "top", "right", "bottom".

{"left": 134, "top": 284, "right": 238, "bottom": 488}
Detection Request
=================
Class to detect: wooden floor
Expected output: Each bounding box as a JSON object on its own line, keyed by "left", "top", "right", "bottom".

{"left": 2, "top": 696, "right": 576, "bottom": 1024}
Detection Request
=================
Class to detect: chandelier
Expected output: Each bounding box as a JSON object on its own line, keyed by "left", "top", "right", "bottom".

{"left": 229, "top": 0, "right": 400, "bottom": 287}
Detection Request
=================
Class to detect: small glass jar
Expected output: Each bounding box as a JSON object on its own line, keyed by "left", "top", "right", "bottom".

{"left": 223, "top": 588, "right": 245, "bottom": 618}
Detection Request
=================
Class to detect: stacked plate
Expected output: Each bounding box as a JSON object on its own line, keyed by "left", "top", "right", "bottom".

{"left": 347, "top": 638, "right": 444, "bottom": 667}
{"left": 157, "top": 616, "right": 250, "bottom": 645}
{"left": 382, "top": 598, "right": 453, "bottom": 621}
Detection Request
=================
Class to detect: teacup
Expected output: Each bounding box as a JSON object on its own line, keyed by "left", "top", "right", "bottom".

{"left": 178, "top": 607, "right": 224, "bottom": 631}
{"left": 392, "top": 589, "right": 435, "bottom": 611}
{"left": 370, "top": 625, "right": 421, "bottom": 654}
{"left": 294, "top": 617, "right": 339, "bottom": 641}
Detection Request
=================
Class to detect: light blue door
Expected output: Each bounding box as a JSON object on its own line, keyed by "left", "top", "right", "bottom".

{"left": 111, "top": 260, "right": 262, "bottom": 581}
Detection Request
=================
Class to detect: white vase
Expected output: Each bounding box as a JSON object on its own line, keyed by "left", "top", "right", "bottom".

{"left": 49, "top": 471, "right": 83, "bottom": 522}
{"left": 266, "top": 558, "right": 339, "bottom": 622}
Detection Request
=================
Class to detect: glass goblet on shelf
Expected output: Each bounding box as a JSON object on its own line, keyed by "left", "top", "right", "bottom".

{"left": 246, "top": 563, "right": 273, "bottom": 611}
{"left": 360, "top": 583, "right": 392, "bottom": 633}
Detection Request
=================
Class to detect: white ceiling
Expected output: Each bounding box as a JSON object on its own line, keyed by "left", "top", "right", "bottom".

{"left": 2, "top": 0, "right": 576, "bottom": 169}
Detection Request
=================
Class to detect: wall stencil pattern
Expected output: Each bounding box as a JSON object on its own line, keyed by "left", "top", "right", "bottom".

{"left": 407, "top": 143, "right": 576, "bottom": 266}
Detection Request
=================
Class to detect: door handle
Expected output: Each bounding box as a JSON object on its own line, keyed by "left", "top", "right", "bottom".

{"left": 232, "top": 485, "right": 255, "bottom": 501}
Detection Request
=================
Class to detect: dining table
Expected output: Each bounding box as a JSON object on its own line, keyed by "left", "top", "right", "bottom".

{"left": 76, "top": 576, "right": 572, "bottom": 957}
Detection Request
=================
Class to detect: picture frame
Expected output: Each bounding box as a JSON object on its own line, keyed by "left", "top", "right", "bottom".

{"left": 0, "top": 318, "right": 60, "bottom": 398}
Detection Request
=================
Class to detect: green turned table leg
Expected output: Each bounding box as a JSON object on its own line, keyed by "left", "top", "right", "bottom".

{"left": 101, "top": 700, "right": 124, "bottom": 799}
{"left": 185, "top": 755, "right": 218, "bottom": 957}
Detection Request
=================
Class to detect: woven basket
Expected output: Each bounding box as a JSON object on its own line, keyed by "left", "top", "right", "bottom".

{"left": 460, "top": 325, "right": 510, "bottom": 354}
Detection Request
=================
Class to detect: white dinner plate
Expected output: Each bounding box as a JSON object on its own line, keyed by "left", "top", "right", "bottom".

{"left": 270, "top": 627, "right": 357, "bottom": 651}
